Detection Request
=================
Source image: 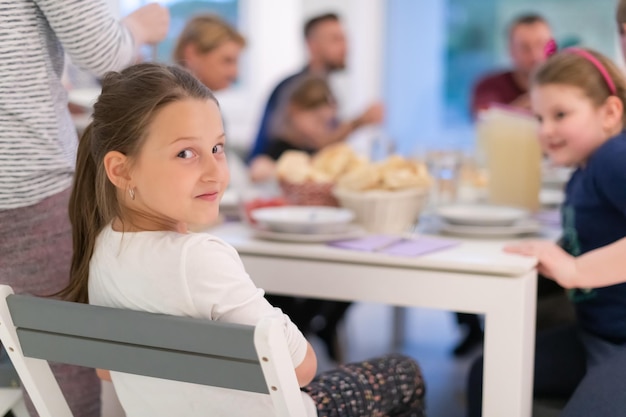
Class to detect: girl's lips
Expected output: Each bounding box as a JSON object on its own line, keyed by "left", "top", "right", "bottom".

{"left": 196, "top": 192, "right": 219, "bottom": 201}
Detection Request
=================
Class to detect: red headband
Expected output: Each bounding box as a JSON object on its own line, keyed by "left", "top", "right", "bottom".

{"left": 544, "top": 39, "right": 617, "bottom": 95}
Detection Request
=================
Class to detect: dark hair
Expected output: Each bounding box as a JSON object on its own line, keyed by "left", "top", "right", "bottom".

{"left": 507, "top": 13, "right": 549, "bottom": 39}
{"left": 304, "top": 13, "right": 339, "bottom": 39}
{"left": 61, "top": 63, "right": 217, "bottom": 303}
{"left": 617, "top": 0, "right": 626, "bottom": 33}
{"left": 531, "top": 48, "right": 626, "bottom": 124}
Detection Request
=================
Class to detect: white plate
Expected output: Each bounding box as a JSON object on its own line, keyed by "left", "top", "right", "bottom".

{"left": 250, "top": 206, "right": 355, "bottom": 234}
{"left": 438, "top": 219, "right": 541, "bottom": 238}
{"left": 542, "top": 166, "right": 573, "bottom": 188}
{"left": 539, "top": 189, "right": 565, "bottom": 208}
{"left": 252, "top": 225, "right": 365, "bottom": 243}
{"left": 436, "top": 204, "right": 528, "bottom": 227}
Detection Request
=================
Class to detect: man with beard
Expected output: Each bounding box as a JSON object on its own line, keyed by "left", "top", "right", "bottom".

{"left": 246, "top": 13, "right": 382, "bottom": 362}
{"left": 247, "top": 12, "right": 383, "bottom": 168}
{"left": 471, "top": 13, "right": 553, "bottom": 118}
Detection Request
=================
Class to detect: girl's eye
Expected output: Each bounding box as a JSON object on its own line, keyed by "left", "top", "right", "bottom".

{"left": 177, "top": 149, "right": 195, "bottom": 159}
{"left": 555, "top": 111, "right": 566, "bottom": 120}
{"left": 212, "top": 144, "right": 225, "bottom": 154}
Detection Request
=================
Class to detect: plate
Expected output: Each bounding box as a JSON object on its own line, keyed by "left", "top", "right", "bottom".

{"left": 436, "top": 204, "right": 529, "bottom": 227}
{"left": 250, "top": 206, "right": 355, "bottom": 234}
{"left": 542, "top": 166, "right": 573, "bottom": 188}
{"left": 539, "top": 189, "right": 565, "bottom": 208}
{"left": 438, "top": 219, "right": 541, "bottom": 238}
{"left": 251, "top": 225, "right": 365, "bottom": 243}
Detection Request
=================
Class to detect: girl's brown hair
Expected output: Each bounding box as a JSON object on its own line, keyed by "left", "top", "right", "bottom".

{"left": 531, "top": 48, "right": 626, "bottom": 124}
{"left": 61, "top": 63, "right": 216, "bottom": 303}
{"left": 173, "top": 14, "right": 245, "bottom": 66}
{"left": 289, "top": 76, "right": 336, "bottom": 110}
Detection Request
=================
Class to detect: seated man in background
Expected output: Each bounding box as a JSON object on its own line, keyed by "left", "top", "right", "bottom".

{"left": 248, "top": 12, "right": 383, "bottom": 183}
{"left": 470, "top": 13, "right": 552, "bottom": 118}
{"left": 247, "top": 13, "right": 383, "bottom": 362}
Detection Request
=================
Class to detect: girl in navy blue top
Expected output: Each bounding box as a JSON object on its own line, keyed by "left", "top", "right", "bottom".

{"left": 469, "top": 45, "right": 626, "bottom": 417}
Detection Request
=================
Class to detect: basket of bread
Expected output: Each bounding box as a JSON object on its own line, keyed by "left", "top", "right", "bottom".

{"left": 275, "top": 144, "right": 366, "bottom": 207}
{"left": 276, "top": 144, "right": 432, "bottom": 233}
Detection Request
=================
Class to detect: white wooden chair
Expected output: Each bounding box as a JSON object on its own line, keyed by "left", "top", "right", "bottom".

{"left": 0, "top": 285, "right": 308, "bottom": 417}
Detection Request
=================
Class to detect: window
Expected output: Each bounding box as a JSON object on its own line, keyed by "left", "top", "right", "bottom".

{"left": 120, "top": 0, "right": 240, "bottom": 63}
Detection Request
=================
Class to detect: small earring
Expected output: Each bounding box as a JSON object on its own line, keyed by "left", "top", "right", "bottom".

{"left": 128, "top": 187, "right": 135, "bottom": 200}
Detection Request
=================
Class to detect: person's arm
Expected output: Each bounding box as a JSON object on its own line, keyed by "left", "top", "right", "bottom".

{"left": 34, "top": 0, "right": 168, "bottom": 76}
{"left": 308, "top": 102, "right": 385, "bottom": 149}
{"left": 295, "top": 342, "right": 317, "bottom": 386}
{"left": 505, "top": 238, "right": 626, "bottom": 289}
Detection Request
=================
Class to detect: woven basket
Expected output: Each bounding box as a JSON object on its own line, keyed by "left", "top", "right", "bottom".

{"left": 333, "top": 187, "right": 429, "bottom": 233}
{"left": 279, "top": 180, "right": 338, "bottom": 207}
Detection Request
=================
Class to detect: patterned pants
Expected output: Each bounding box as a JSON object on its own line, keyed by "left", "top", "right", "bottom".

{"left": 303, "top": 354, "right": 426, "bottom": 417}
{"left": 0, "top": 189, "right": 100, "bottom": 417}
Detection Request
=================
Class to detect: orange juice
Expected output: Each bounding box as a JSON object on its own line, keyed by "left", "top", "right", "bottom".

{"left": 477, "top": 107, "right": 542, "bottom": 211}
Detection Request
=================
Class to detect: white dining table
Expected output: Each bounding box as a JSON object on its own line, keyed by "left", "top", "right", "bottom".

{"left": 209, "top": 221, "right": 539, "bottom": 417}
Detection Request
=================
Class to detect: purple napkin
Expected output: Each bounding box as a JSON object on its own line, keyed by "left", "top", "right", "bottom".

{"left": 328, "top": 235, "right": 460, "bottom": 257}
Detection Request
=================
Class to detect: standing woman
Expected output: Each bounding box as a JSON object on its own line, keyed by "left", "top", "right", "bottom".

{"left": 173, "top": 14, "right": 246, "bottom": 92}
{"left": 0, "top": 1, "right": 169, "bottom": 416}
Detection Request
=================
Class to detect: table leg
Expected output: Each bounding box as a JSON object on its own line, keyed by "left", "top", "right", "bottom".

{"left": 391, "top": 306, "right": 407, "bottom": 352}
{"left": 482, "top": 271, "right": 537, "bottom": 417}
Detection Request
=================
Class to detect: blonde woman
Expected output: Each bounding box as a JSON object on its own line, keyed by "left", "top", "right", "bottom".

{"left": 174, "top": 14, "right": 245, "bottom": 92}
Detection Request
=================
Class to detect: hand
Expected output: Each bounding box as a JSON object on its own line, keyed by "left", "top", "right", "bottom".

{"left": 357, "top": 102, "right": 385, "bottom": 126}
{"left": 248, "top": 155, "right": 277, "bottom": 183}
{"left": 504, "top": 240, "right": 579, "bottom": 288}
{"left": 122, "top": 3, "right": 170, "bottom": 46}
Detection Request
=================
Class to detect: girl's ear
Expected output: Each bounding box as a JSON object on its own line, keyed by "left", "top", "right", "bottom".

{"left": 602, "top": 95, "right": 624, "bottom": 131}
{"left": 103, "top": 151, "right": 131, "bottom": 191}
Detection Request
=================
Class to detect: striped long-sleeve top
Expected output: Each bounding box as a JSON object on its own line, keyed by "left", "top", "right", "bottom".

{"left": 0, "top": 0, "right": 136, "bottom": 210}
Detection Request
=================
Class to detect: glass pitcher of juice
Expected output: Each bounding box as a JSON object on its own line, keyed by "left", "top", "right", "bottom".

{"left": 477, "top": 105, "right": 542, "bottom": 211}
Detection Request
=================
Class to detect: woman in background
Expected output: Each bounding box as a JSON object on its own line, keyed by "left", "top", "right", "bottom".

{"left": 173, "top": 14, "right": 245, "bottom": 92}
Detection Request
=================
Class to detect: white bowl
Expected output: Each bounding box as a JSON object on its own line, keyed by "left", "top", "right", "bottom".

{"left": 333, "top": 187, "right": 429, "bottom": 233}
{"left": 250, "top": 206, "right": 354, "bottom": 234}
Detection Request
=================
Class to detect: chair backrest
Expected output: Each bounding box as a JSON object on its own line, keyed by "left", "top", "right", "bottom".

{"left": 0, "top": 285, "right": 308, "bottom": 417}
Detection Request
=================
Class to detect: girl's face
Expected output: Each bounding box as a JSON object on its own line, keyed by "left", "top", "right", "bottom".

{"left": 290, "top": 104, "right": 337, "bottom": 145}
{"left": 531, "top": 84, "right": 617, "bottom": 166}
{"left": 126, "top": 98, "right": 229, "bottom": 231}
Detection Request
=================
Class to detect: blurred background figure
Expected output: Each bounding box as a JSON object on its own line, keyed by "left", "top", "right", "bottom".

{"left": 471, "top": 13, "right": 552, "bottom": 117}
{"left": 247, "top": 13, "right": 385, "bottom": 363}
{"left": 617, "top": 0, "right": 626, "bottom": 60}
{"left": 261, "top": 76, "right": 338, "bottom": 160}
{"left": 248, "top": 12, "right": 383, "bottom": 183}
{"left": 173, "top": 14, "right": 245, "bottom": 92}
{"left": 0, "top": 1, "right": 168, "bottom": 416}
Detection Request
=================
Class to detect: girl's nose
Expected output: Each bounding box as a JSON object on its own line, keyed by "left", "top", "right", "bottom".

{"left": 538, "top": 120, "right": 553, "bottom": 139}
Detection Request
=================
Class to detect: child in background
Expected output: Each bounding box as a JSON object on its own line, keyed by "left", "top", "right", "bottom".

{"left": 468, "top": 45, "right": 626, "bottom": 417}
{"left": 59, "top": 63, "right": 425, "bottom": 417}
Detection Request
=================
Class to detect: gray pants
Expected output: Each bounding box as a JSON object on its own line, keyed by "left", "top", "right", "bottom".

{"left": 0, "top": 188, "right": 100, "bottom": 417}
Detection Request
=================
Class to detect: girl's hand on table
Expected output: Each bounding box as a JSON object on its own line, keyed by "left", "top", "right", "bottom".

{"left": 505, "top": 240, "right": 578, "bottom": 288}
